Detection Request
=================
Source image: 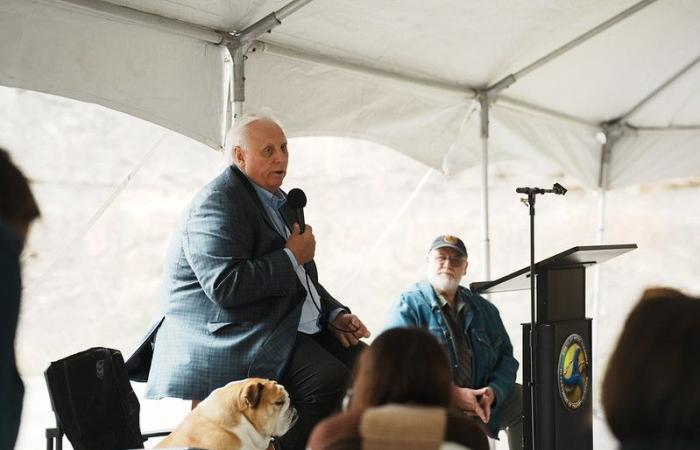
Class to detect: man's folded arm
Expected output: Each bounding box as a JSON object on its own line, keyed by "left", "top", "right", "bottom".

{"left": 184, "top": 190, "right": 299, "bottom": 307}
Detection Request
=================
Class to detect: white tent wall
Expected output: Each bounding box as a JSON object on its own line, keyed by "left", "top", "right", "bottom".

{"left": 0, "top": 0, "right": 231, "bottom": 148}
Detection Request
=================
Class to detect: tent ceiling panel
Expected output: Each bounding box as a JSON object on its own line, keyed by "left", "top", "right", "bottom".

{"left": 244, "top": 50, "right": 474, "bottom": 171}
{"left": 608, "top": 129, "right": 700, "bottom": 188}
{"left": 435, "top": 102, "right": 602, "bottom": 188}
{"left": 627, "top": 59, "right": 700, "bottom": 128}
{"left": 489, "top": 105, "right": 602, "bottom": 189}
{"left": 0, "top": 0, "right": 230, "bottom": 148}
{"left": 74, "top": 0, "right": 699, "bottom": 133}
{"left": 103, "top": 0, "right": 643, "bottom": 89}
{"left": 102, "top": 0, "right": 289, "bottom": 31}
{"left": 261, "top": 0, "right": 641, "bottom": 89}
{"left": 506, "top": 0, "right": 700, "bottom": 125}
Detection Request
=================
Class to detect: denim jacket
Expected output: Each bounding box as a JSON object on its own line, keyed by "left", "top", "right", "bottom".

{"left": 384, "top": 280, "right": 518, "bottom": 436}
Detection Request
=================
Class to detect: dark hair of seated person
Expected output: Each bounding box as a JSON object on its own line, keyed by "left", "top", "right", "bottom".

{"left": 602, "top": 287, "right": 700, "bottom": 450}
{"left": 308, "top": 327, "right": 488, "bottom": 450}
{"left": 0, "top": 149, "right": 41, "bottom": 235}
{"left": 350, "top": 326, "right": 453, "bottom": 411}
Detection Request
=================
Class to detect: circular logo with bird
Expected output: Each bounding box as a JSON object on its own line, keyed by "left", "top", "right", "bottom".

{"left": 557, "top": 334, "right": 589, "bottom": 410}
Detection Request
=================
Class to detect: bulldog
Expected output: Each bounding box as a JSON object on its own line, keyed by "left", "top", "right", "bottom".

{"left": 156, "top": 378, "right": 297, "bottom": 450}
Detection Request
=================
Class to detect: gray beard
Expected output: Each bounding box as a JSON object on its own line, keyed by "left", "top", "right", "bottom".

{"left": 427, "top": 272, "right": 460, "bottom": 295}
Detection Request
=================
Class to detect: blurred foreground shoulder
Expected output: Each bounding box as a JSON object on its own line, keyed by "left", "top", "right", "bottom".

{"left": 307, "top": 410, "right": 362, "bottom": 450}
{"left": 445, "top": 409, "right": 490, "bottom": 450}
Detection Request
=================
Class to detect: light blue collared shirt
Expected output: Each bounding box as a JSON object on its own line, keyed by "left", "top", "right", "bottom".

{"left": 250, "top": 181, "right": 328, "bottom": 334}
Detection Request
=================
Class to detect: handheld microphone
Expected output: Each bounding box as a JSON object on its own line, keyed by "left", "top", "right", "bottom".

{"left": 286, "top": 188, "right": 307, "bottom": 233}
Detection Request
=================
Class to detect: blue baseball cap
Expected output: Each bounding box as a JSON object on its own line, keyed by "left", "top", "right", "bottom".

{"left": 429, "top": 235, "right": 468, "bottom": 258}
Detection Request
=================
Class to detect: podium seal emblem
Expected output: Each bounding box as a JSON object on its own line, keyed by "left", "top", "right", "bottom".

{"left": 557, "top": 333, "right": 589, "bottom": 410}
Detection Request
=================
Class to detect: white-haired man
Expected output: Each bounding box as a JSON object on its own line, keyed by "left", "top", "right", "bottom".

{"left": 384, "top": 235, "right": 523, "bottom": 449}
{"left": 129, "top": 114, "right": 370, "bottom": 450}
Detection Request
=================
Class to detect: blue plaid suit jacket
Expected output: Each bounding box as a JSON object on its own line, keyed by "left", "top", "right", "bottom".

{"left": 135, "top": 166, "right": 346, "bottom": 400}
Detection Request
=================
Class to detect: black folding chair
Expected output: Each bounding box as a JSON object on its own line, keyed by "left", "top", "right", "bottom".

{"left": 44, "top": 347, "right": 169, "bottom": 450}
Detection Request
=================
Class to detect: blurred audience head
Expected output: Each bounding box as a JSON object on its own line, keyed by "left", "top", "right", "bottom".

{"left": 603, "top": 287, "right": 700, "bottom": 447}
{"left": 0, "top": 148, "right": 40, "bottom": 244}
{"left": 350, "top": 327, "right": 452, "bottom": 411}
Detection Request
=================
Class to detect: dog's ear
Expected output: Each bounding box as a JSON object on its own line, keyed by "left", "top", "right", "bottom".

{"left": 242, "top": 382, "right": 264, "bottom": 409}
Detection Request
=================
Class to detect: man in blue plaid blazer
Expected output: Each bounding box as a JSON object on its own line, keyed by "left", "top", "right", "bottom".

{"left": 128, "top": 115, "right": 370, "bottom": 450}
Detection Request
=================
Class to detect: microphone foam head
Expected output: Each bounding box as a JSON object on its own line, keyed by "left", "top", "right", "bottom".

{"left": 287, "top": 188, "right": 307, "bottom": 208}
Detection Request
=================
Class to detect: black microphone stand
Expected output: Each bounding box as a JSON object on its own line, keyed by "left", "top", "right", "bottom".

{"left": 516, "top": 182, "right": 566, "bottom": 450}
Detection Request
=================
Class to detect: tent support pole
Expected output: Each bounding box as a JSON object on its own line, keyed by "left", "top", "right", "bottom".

{"left": 233, "top": 101, "right": 244, "bottom": 123}
{"left": 592, "top": 128, "right": 614, "bottom": 415}
{"left": 487, "top": 0, "right": 657, "bottom": 89}
{"left": 232, "top": 46, "right": 246, "bottom": 122}
{"left": 479, "top": 97, "right": 495, "bottom": 450}
{"left": 636, "top": 125, "right": 700, "bottom": 131}
{"left": 227, "top": 0, "right": 316, "bottom": 123}
{"left": 235, "top": 0, "right": 315, "bottom": 46}
{"left": 591, "top": 189, "right": 606, "bottom": 377}
{"left": 478, "top": 95, "right": 492, "bottom": 282}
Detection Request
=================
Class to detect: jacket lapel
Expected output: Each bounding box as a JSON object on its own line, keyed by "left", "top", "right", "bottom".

{"left": 229, "top": 166, "right": 284, "bottom": 238}
{"left": 230, "top": 166, "right": 324, "bottom": 302}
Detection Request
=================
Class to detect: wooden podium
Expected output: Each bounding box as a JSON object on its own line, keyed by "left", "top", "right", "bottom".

{"left": 471, "top": 244, "right": 636, "bottom": 450}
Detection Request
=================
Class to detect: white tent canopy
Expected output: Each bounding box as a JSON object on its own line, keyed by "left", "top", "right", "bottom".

{"left": 2, "top": 4, "right": 698, "bottom": 444}
{"left": 3, "top": 0, "right": 699, "bottom": 283}
{"left": 2, "top": 0, "right": 699, "bottom": 190}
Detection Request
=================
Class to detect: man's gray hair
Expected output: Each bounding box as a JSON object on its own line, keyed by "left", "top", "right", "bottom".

{"left": 224, "top": 113, "right": 284, "bottom": 165}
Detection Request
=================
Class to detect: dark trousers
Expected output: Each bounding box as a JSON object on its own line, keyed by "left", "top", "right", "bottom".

{"left": 277, "top": 330, "right": 366, "bottom": 450}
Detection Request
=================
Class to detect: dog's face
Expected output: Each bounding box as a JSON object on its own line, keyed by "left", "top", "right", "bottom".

{"left": 156, "top": 378, "right": 297, "bottom": 450}
{"left": 233, "top": 378, "right": 297, "bottom": 438}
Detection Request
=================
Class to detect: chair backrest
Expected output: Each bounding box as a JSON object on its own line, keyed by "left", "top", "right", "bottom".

{"left": 45, "top": 347, "right": 144, "bottom": 450}
{"left": 359, "top": 405, "right": 470, "bottom": 450}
